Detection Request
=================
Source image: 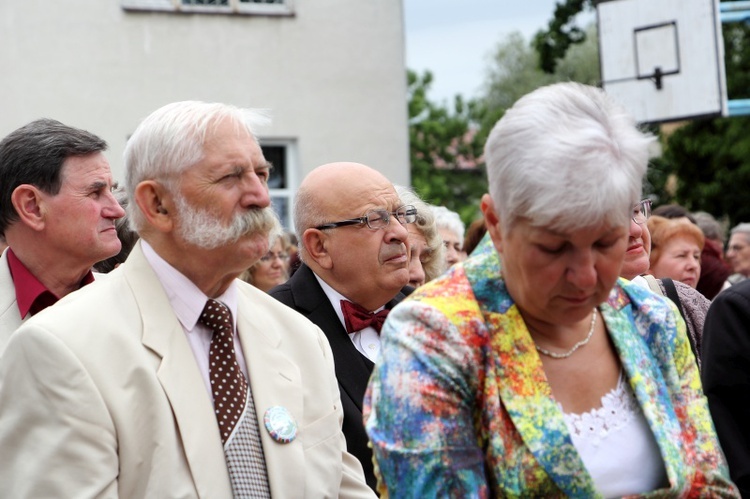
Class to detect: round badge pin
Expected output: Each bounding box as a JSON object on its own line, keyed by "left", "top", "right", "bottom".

{"left": 264, "top": 406, "right": 297, "bottom": 444}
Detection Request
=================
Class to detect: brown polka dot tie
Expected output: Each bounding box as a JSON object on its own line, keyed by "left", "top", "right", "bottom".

{"left": 199, "top": 299, "right": 248, "bottom": 445}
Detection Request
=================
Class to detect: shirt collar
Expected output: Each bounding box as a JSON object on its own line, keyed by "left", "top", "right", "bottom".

{"left": 631, "top": 275, "right": 650, "bottom": 289}
{"left": 140, "top": 240, "right": 239, "bottom": 331}
{"left": 6, "top": 247, "right": 95, "bottom": 318}
{"left": 312, "top": 272, "right": 385, "bottom": 331}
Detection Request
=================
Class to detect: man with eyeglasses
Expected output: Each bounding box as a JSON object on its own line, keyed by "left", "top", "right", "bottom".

{"left": 269, "top": 162, "right": 415, "bottom": 491}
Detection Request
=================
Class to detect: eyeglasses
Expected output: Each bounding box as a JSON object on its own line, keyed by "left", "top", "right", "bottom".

{"left": 632, "top": 199, "right": 651, "bottom": 225}
{"left": 260, "top": 251, "right": 288, "bottom": 262}
{"left": 314, "top": 205, "right": 417, "bottom": 231}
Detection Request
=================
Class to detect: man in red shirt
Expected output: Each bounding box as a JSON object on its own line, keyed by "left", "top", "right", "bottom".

{"left": 0, "top": 119, "right": 125, "bottom": 353}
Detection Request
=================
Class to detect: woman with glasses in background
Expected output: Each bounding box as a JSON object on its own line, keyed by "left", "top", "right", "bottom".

{"left": 364, "top": 83, "right": 736, "bottom": 497}
{"left": 621, "top": 200, "right": 710, "bottom": 370}
{"left": 241, "top": 233, "right": 290, "bottom": 292}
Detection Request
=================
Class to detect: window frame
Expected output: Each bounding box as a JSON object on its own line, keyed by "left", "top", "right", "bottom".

{"left": 122, "top": 0, "right": 294, "bottom": 17}
{"left": 259, "top": 139, "right": 298, "bottom": 232}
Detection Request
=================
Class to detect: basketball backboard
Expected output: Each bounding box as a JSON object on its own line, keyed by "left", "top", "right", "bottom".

{"left": 597, "top": 0, "right": 726, "bottom": 124}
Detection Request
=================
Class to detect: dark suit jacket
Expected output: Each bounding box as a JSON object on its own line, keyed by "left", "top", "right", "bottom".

{"left": 702, "top": 278, "right": 750, "bottom": 497}
{"left": 269, "top": 264, "right": 410, "bottom": 491}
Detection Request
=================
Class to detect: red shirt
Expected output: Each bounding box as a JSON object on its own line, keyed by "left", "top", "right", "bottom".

{"left": 6, "top": 248, "right": 94, "bottom": 318}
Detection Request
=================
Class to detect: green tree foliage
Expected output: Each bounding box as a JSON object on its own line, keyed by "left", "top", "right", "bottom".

{"left": 724, "top": 21, "right": 750, "bottom": 99}
{"left": 407, "top": 28, "right": 602, "bottom": 225}
{"left": 407, "top": 70, "right": 488, "bottom": 224}
{"left": 483, "top": 32, "right": 557, "bottom": 112}
{"left": 481, "top": 25, "right": 600, "bottom": 119}
{"left": 534, "top": 0, "right": 597, "bottom": 73}
{"left": 661, "top": 116, "right": 750, "bottom": 226}
{"left": 411, "top": 8, "right": 750, "bottom": 227}
{"left": 554, "top": 25, "right": 601, "bottom": 85}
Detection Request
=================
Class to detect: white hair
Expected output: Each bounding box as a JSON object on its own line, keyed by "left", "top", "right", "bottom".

{"left": 395, "top": 186, "right": 446, "bottom": 282}
{"left": 123, "top": 101, "right": 270, "bottom": 233}
{"left": 693, "top": 211, "right": 726, "bottom": 243}
{"left": 432, "top": 205, "right": 465, "bottom": 242}
{"left": 731, "top": 222, "right": 750, "bottom": 242}
{"left": 484, "top": 82, "right": 653, "bottom": 232}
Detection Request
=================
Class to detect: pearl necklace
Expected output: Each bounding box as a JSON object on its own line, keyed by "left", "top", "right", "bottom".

{"left": 534, "top": 309, "right": 597, "bottom": 359}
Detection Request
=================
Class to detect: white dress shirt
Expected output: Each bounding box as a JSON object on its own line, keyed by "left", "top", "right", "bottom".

{"left": 313, "top": 273, "right": 383, "bottom": 363}
{"left": 631, "top": 275, "right": 650, "bottom": 289}
{"left": 141, "top": 240, "right": 249, "bottom": 399}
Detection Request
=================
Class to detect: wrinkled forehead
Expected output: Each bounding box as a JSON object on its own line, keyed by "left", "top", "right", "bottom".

{"left": 327, "top": 178, "right": 400, "bottom": 217}
{"left": 60, "top": 152, "right": 112, "bottom": 185}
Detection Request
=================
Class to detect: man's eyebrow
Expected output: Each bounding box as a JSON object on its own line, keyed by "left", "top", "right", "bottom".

{"left": 89, "top": 180, "right": 114, "bottom": 191}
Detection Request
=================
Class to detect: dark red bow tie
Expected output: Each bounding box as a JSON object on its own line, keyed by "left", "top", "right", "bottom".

{"left": 341, "top": 300, "right": 389, "bottom": 334}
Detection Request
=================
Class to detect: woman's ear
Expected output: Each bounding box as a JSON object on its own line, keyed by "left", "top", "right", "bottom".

{"left": 481, "top": 193, "right": 503, "bottom": 252}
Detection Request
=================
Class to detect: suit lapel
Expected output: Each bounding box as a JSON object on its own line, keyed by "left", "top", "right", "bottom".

{"left": 288, "top": 265, "right": 373, "bottom": 409}
{"left": 602, "top": 286, "right": 683, "bottom": 490}
{"left": 488, "top": 305, "right": 596, "bottom": 494}
{"left": 386, "top": 291, "right": 408, "bottom": 310}
{"left": 466, "top": 247, "right": 596, "bottom": 495}
{"left": 125, "top": 244, "right": 233, "bottom": 498}
{"left": 0, "top": 250, "right": 23, "bottom": 344}
{"left": 236, "top": 286, "right": 305, "bottom": 498}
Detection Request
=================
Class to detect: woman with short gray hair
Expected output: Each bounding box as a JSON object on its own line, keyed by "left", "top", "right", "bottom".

{"left": 365, "top": 83, "right": 736, "bottom": 496}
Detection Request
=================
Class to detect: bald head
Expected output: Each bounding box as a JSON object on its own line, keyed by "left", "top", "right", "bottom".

{"left": 294, "top": 162, "right": 395, "bottom": 240}
{"left": 293, "top": 161, "right": 410, "bottom": 310}
{"left": 309, "top": 161, "right": 390, "bottom": 186}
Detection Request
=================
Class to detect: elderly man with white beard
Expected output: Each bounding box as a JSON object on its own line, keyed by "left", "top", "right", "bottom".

{"left": 0, "top": 101, "right": 374, "bottom": 499}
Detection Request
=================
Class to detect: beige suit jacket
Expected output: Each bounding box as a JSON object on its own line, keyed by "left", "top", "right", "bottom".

{"left": 0, "top": 248, "right": 25, "bottom": 355}
{"left": 0, "top": 243, "right": 373, "bottom": 498}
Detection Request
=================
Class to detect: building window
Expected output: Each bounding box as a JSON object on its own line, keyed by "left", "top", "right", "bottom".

{"left": 260, "top": 141, "right": 297, "bottom": 231}
{"left": 122, "top": 0, "right": 293, "bottom": 16}
{"left": 180, "top": 0, "right": 286, "bottom": 3}
{"left": 183, "top": 0, "right": 228, "bottom": 5}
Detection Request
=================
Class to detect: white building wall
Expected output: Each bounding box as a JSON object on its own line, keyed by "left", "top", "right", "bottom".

{"left": 0, "top": 0, "right": 409, "bottom": 189}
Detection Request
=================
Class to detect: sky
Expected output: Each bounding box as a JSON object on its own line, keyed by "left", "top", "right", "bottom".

{"left": 402, "top": 0, "right": 566, "bottom": 103}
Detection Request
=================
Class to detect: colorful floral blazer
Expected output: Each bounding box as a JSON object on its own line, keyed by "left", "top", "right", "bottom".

{"left": 364, "top": 239, "right": 737, "bottom": 498}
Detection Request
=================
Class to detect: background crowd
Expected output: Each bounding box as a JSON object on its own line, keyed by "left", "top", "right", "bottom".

{"left": 1, "top": 83, "right": 749, "bottom": 497}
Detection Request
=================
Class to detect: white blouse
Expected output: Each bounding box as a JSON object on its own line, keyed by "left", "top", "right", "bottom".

{"left": 563, "top": 373, "right": 669, "bottom": 498}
